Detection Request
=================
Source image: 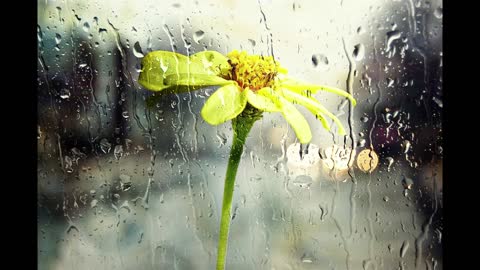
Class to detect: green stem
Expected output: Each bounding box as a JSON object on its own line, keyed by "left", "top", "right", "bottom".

{"left": 216, "top": 111, "right": 260, "bottom": 270}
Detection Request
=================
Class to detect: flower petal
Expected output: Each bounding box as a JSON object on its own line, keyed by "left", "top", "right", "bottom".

{"left": 138, "top": 51, "right": 190, "bottom": 91}
{"left": 281, "top": 89, "right": 346, "bottom": 135}
{"left": 138, "top": 51, "right": 227, "bottom": 92}
{"left": 165, "top": 73, "right": 232, "bottom": 86}
{"left": 263, "top": 90, "right": 312, "bottom": 143}
{"left": 280, "top": 99, "right": 312, "bottom": 144}
{"left": 201, "top": 84, "right": 247, "bottom": 125}
{"left": 279, "top": 78, "right": 356, "bottom": 106}
{"left": 246, "top": 87, "right": 282, "bottom": 112}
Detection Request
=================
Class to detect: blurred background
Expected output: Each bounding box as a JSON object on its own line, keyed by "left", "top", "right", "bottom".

{"left": 37, "top": 0, "right": 442, "bottom": 269}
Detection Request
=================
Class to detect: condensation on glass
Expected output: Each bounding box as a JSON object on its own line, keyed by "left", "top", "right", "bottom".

{"left": 37, "top": 0, "right": 442, "bottom": 269}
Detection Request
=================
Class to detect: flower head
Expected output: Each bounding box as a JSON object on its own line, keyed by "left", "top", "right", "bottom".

{"left": 138, "top": 50, "right": 356, "bottom": 143}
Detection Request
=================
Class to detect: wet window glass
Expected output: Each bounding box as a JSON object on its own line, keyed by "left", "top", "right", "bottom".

{"left": 38, "top": 0, "right": 442, "bottom": 269}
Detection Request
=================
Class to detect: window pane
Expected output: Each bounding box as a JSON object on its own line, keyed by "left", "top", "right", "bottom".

{"left": 38, "top": 0, "right": 442, "bottom": 269}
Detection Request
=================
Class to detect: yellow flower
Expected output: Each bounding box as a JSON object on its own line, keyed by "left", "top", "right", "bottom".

{"left": 138, "top": 50, "right": 356, "bottom": 143}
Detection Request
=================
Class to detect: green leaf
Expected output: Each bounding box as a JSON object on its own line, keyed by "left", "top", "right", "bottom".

{"left": 281, "top": 88, "right": 346, "bottom": 135}
{"left": 201, "top": 84, "right": 247, "bottom": 125}
{"left": 245, "top": 87, "right": 282, "bottom": 112}
{"left": 279, "top": 77, "right": 357, "bottom": 106}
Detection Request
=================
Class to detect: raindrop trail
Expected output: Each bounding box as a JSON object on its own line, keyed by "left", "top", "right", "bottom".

{"left": 107, "top": 19, "right": 147, "bottom": 133}
{"left": 364, "top": 38, "right": 383, "bottom": 268}
{"left": 415, "top": 174, "right": 439, "bottom": 269}
{"left": 330, "top": 181, "right": 351, "bottom": 270}
{"left": 179, "top": 17, "right": 199, "bottom": 155}
{"left": 142, "top": 108, "right": 156, "bottom": 210}
{"left": 366, "top": 175, "right": 376, "bottom": 269}
{"left": 406, "top": 0, "right": 430, "bottom": 122}
{"left": 341, "top": 38, "right": 357, "bottom": 177}
{"left": 187, "top": 172, "right": 209, "bottom": 257}
{"left": 342, "top": 38, "right": 358, "bottom": 242}
{"left": 77, "top": 98, "right": 96, "bottom": 154}
{"left": 68, "top": 14, "right": 100, "bottom": 156}
{"left": 163, "top": 23, "right": 188, "bottom": 162}
{"left": 108, "top": 19, "right": 154, "bottom": 210}
{"left": 197, "top": 162, "right": 219, "bottom": 220}
{"left": 66, "top": 2, "right": 109, "bottom": 194}
{"left": 405, "top": 3, "right": 440, "bottom": 266}
{"left": 87, "top": 54, "right": 103, "bottom": 134}
{"left": 57, "top": 133, "right": 65, "bottom": 174}
{"left": 257, "top": 0, "right": 275, "bottom": 59}
{"left": 369, "top": 36, "right": 382, "bottom": 150}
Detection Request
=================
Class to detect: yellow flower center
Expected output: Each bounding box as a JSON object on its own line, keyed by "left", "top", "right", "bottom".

{"left": 225, "top": 50, "right": 280, "bottom": 91}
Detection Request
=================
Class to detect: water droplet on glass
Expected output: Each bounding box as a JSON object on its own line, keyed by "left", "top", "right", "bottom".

{"left": 56, "top": 6, "right": 62, "bottom": 19}
{"left": 83, "top": 22, "right": 90, "bottom": 32}
{"left": 193, "top": 30, "right": 205, "bottom": 43}
{"left": 120, "top": 174, "right": 132, "bottom": 191}
{"left": 383, "top": 196, "right": 390, "bottom": 202}
{"left": 248, "top": 39, "right": 256, "bottom": 47}
{"left": 311, "top": 54, "right": 329, "bottom": 68}
{"left": 402, "top": 140, "right": 411, "bottom": 153}
{"left": 114, "top": 145, "right": 124, "bottom": 160}
{"left": 66, "top": 225, "right": 79, "bottom": 234}
{"left": 55, "top": 33, "right": 62, "bottom": 44}
{"left": 356, "top": 139, "right": 366, "bottom": 148}
{"left": 434, "top": 7, "right": 443, "bottom": 19}
{"left": 99, "top": 138, "right": 112, "bottom": 154}
{"left": 356, "top": 26, "right": 364, "bottom": 34}
{"left": 133, "top": 41, "right": 144, "bottom": 58}
{"left": 37, "top": 26, "right": 43, "bottom": 42}
{"left": 387, "top": 78, "right": 395, "bottom": 87}
{"left": 59, "top": 89, "right": 71, "bottom": 99}
{"left": 138, "top": 232, "right": 144, "bottom": 244}
{"left": 64, "top": 155, "right": 73, "bottom": 173}
{"left": 299, "top": 143, "right": 309, "bottom": 160}
{"left": 90, "top": 199, "right": 98, "bottom": 208}
{"left": 122, "top": 111, "right": 129, "bottom": 119}
{"left": 360, "top": 116, "right": 369, "bottom": 122}
{"left": 135, "top": 63, "right": 142, "bottom": 72}
{"left": 292, "top": 175, "right": 313, "bottom": 188}
{"left": 386, "top": 157, "right": 394, "bottom": 172}
{"left": 318, "top": 205, "right": 326, "bottom": 220}
{"left": 400, "top": 240, "right": 409, "bottom": 258}
{"left": 432, "top": 96, "right": 443, "bottom": 108}
{"left": 71, "top": 148, "right": 86, "bottom": 159}
{"left": 386, "top": 30, "right": 402, "bottom": 52}
{"left": 353, "top": 44, "right": 365, "bottom": 61}
{"left": 402, "top": 176, "right": 413, "bottom": 190}
{"left": 300, "top": 252, "right": 314, "bottom": 263}
{"left": 302, "top": 258, "right": 313, "bottom": 263}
